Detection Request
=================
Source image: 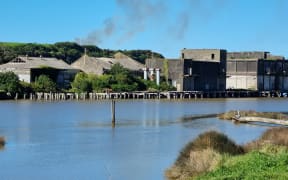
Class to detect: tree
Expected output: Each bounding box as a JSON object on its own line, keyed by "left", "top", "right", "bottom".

{"left": 0, "top": 71, "right": 20, "bottom": 93}
{"left": 107, "top": 63, "right": 141, "bottom": 92}
{"left": 71, "top": 72, "right": 92, "bottom": 93}
{"left": 33, "top": 74, "right": 57, "bottom": 92}
{"left": 90, "top": 74, "right": 112, "bottom": 92}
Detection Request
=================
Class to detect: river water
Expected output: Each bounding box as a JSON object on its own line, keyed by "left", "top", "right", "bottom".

{"left": 0, "top": 98, "right": 287, "bottom": 179}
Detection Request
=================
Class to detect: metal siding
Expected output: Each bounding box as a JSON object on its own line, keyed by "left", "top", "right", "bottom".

{"left": 236, "top": 61, "right": 247, "bottom": 72}
{"left": 270, "top": 76, "right": 275, "bottom": 90}
{"left": 227, "top": 61, "right": 236, "bottom": 73}
{"left": 247, "top": 61, "right": 257, "bottom": 72}
{"left": 264, "top": 76, "right": 270, "bottom": 90}
{"left": 283, "top": 77, "right": 288, "bottom": 90}
{"left": 258, "top": 76, "right": 263, "bottom": 90}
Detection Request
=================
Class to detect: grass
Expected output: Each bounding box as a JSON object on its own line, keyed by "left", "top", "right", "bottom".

{"left": 196, "top": 150, "right": 288, "bottom": 180}
{"left": 218, "top": 110, "right": 288, "bottom": 120}
{"left": 166, "top": 128, "right": 288, "bottom": 180}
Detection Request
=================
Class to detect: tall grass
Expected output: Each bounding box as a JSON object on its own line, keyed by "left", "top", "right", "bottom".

{"left": 244, "top": 127, "right": 288, "bottom": 152}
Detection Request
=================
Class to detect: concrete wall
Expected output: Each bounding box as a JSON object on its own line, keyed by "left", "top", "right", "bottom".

{"left": 145, "top": 58, "right": 183, "bottom": 90}
{"left": 226, "top": 75, "right": 257, "bottom": 90}
{"left": 167, "top": 60, "right": 183, "bottom": 91}
{"left": 181, "top": 49, "right": 226, "bottom": 62}
{"left": 226, "top": 60, "right": 258, "bottom": 75}
{"left": 227, "top": 52, "right": 269, "bottom": 60}
{"left": 18, "top": 74, "right": 31, "bottom": 83}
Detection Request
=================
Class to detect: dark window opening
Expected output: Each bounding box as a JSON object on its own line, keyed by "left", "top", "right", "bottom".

{"left": 182, "top": 53, "right": 184, "bottom": 59}
{"left": 211, "top": 54, "right": 215, "bottom": 60}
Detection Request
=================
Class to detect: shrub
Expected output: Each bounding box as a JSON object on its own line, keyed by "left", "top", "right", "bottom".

{"left": 175, "top": 131, "right": 243, "bottom": 166}
{"left": 166, "top": 131, "right": 243, "bottom": 180}
{"left": 33, "top": 74, "right": 57, "bottom": 92}
{"left": 244, "top": 127, "right": 288, "bottom": 152}
{"left": 71, "top": 72, "right": 92, "bottom": 93}
{"left": 0, "top": 71, "right": 20, "bottom": 94}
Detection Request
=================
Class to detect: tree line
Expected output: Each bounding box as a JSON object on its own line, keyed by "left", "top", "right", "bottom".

{"left": 0, "top": 42, "right": 164, "bottom": 65}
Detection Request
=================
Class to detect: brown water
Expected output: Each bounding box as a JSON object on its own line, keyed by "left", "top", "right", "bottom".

{"left": 0, "top": 98, "right": 286, "bottom": 179}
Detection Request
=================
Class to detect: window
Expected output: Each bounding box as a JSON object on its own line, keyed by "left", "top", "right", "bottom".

{"left": 182, "top": 53, "right": 184, "bottom": 59}
{"left": 211, "top": 54, "right": 215, "bottom": 60}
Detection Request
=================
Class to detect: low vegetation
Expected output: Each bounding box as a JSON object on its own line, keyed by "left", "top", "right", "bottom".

{"left": 71, "top": 63, "right": 175, "bottom": 93}
{"left": 0, "top": 136, "right": 5, "bottom": 149}
{"left": 218, "top": 110, "right": 288, "bottom": 120}
{"left": 166, "top": 127, "right": 288, "bottom": 180}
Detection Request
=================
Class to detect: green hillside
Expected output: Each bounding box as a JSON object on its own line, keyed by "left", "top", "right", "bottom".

{"left": 0, "top": 42, "right": 164, "bottom": 64}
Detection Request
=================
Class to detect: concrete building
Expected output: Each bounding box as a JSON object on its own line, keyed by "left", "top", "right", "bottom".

{"left": 146, "top": 49, "right": 226, "bottom": 91}
{"left": 181, "top": 49, "right": 227, "bottom": 91}
{"left": 146, "top": 49, "right": 287, "bottom": 92}
{"left": 226, "top": 52, "right": 287, "bottom": 91}
{"left": 0, "top": 56, "right": 80, "bottom": 88}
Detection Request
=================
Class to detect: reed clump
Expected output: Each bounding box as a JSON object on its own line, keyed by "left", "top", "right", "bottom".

{"left": 165, "top": 131, "right": 243, "bottom": 180}
{"left": 0, "top": 136, "right": 5, "bottom": 148}
{"left": 244, "top": 127, "right": 288, "bottom": 152}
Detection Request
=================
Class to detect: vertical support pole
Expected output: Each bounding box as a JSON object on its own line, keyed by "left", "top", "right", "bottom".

{"left": 156, "top": 68, "right": 160, "bottom": 86}
{"left": 111, "top": 100, "right": 115, "bottom": 128}
{"left": 143, "top": 68, "right": 148, "bottom": 80}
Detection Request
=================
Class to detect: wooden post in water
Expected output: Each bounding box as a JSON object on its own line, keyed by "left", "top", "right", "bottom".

{"left": 111, "top": 100, "right": 116, "bottom": 128}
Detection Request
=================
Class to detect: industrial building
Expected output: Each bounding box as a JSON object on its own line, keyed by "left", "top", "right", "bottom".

{"left": 145, "top": 49, "right": 287, "bottom": 92}
{"left": 0, "top": 56, "right": 80, "bottom": 88}
{"left": 226, "top": 52, "right": 287, "bottom": 91}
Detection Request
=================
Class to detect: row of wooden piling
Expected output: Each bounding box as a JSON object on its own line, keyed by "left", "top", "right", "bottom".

{"left": 12, "top": 90, "right": 288, "bottom": 101}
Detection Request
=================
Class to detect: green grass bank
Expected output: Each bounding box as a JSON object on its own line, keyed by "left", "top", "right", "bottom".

{"left": 166, "top": 127, "right": 288, "bottom": 180}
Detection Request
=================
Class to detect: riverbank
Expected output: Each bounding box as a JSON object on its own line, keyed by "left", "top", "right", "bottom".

{"left": 166, "top": 127, "right": 288, "bottom": 180}
{"left": 2, "top": 90, "right": 288, "bottom": 101}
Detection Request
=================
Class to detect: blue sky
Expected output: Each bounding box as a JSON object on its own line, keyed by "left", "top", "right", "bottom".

{"left": 1, "top": 0, "right": 288, "bottom": 58}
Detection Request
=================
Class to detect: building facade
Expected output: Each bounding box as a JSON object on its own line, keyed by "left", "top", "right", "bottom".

{"left": 226, "top": 52, "right": 287, "bottom": 91}
{"left": 0, "top": 56, "right": 80, "bottom": 88}
{"left": 146, "top": 49, "right": 287, "bottom": 92}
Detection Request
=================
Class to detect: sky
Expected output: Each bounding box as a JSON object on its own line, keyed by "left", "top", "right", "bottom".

{"left": 1, "top": 0, "right": 288, "bottom": 58}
